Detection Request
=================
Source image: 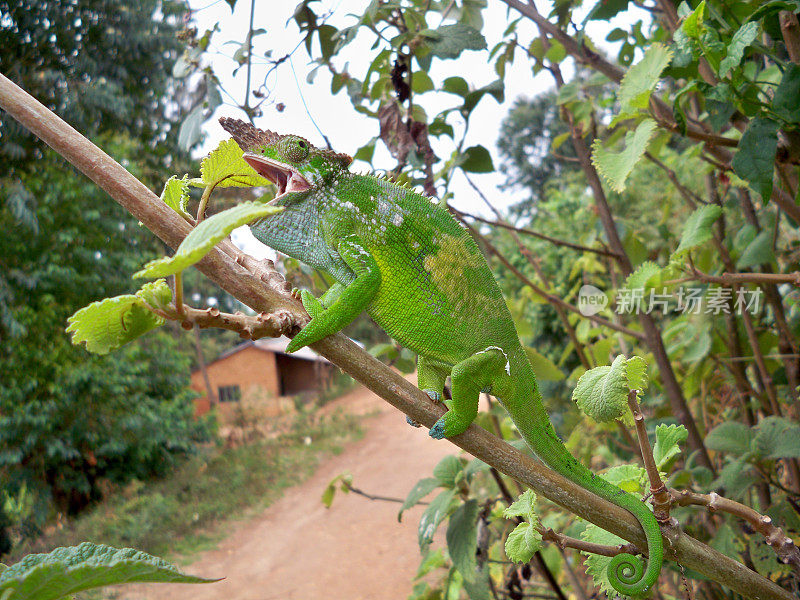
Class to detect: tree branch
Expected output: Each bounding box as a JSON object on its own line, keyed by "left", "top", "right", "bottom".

{"left": 0, "top": 71, "right": 792, "bottom": 600}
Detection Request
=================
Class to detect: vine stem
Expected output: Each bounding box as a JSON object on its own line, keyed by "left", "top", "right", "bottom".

{"left": 626, "top": 391, "right": 672, "bottom": 521}
{"left": 0, "top": 72, "right": 793, "bottom": 600}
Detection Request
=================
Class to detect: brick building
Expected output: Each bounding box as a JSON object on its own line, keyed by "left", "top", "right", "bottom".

{"left": 191, "top": 337, "right": 335, "bottom": 418}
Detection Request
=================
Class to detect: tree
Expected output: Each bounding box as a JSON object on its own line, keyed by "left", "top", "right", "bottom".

{"left": 1, "top": 0, "right": 799, "bottom": 598}
{"left": 0, "top": 0, "right": 210, "bottom": 530}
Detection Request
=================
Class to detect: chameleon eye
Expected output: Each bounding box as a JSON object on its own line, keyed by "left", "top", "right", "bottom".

{"left": 282, "top": 137, "right": 310, "bottom": 162}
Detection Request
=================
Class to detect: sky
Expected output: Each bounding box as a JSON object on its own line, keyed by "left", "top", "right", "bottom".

{"left": 186, "top": 0, "right": 646, "bottom": 258}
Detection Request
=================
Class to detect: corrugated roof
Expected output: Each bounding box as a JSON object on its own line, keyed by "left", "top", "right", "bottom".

{"left": 207, "top": 336, "right": 331, "bottom": 368}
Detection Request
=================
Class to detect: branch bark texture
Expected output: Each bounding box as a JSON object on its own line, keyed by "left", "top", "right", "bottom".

{"left": 0, "top": 72, "right": 792, "bottom": 600}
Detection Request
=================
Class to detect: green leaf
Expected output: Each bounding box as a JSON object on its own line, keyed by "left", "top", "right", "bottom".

{"left": 66, "top": 280, "right": 171, "bottom": 355}
{"left": 600, "top": 464, "right": 647, "bottom": 493}
{"left": 710, "top": 523, "right": 744, "bottom": 559}
{"left": 625, "top": 356, "right": 648, "bottom": 392}
{"left": 412, "top": 70, "right": 435, "bottom": 94}
{"left": 718, "top": 21, "right": 759, "bottom": 77}
{"left": 713, "top": 459, "right": 758, "bottom": 498}
{"left": 415, "top": 548, "right": 447, "bottom": 579}
{"left": 442, "top": 76, "right": 470, "bottom": 96}
{"left": 399, "top": 477, "right": 440, "bottom": 521}
{"left": 773, "top": 64, "right": 800, "bottom": 123}
{"left": 503, "top": 489, "right": 537, "bottom": 520}
{"left": 161, "top": 175, "right": 191, "bottom": 218}
{"left": 572, "top": 355, "right": 629, "bottom": 423}
{"left": 653, "top": 424, "right": 688, "bottom": 470}
{"left": 581, "top": 524, "right": 627, "bottom": 597}
{"left": 591, "top": 119, "right": 658, "bottom": 192}
{"left": 753, "top": 416, "right": 800, "bottom": 459}
{"left": 750, "top": 535, "right": 791, "bottom": 578}
{"left": 178, "top": 104, "right": 204, "bottom": 151}
{"left": 618, "top": 43, "right": 674, "bottom": 115}
{"left": 705, "top": 421, "right": 753, "bottom": 456}
{"left": 0, "top": 543, "right": 215, "bottom": 600}
{"left": 446, "top": 500, "right": 479, "bottom": 580}
{"left": 422, "top": 23, "right": 487, "bottom": 60}
{"left": 199, "top": 138, "right": 273, "bottom": 188}
{"left": 457, "top": 145, "right": 494, "bottom": 173}
{"left": 433, "top": 455, "right": 464, "bottom": 488}
{"left": 419, "top": 489, "right": 457, "bottom": 549}
{"left": 735, "top": 230, "right": 775, "bottom": 269}
{"left": 524, "top": 348, "right": 564, "bottom": 381}
{"left": 673, "top": 204, "right": 722, "bottom": 258}
{"left": 623, "top": 261, "right": 662, "bottom": 291}
{"left": 504, "top": 522, "right": 542, "bottom": 564}
{"left": 731, "top": 117, "right": 780, "bottom": 201}
{"left": 135, "top": 202, "right": 283, "bottom": 278}
{"left": 587, "top": 0, "right": 630, "bottom": 21}
{"left": 681, "top": 0, "right": 707, "bottom": 39}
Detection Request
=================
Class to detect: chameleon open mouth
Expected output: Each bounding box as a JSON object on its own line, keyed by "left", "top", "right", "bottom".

{"left": 242, "top": 153, "right": 311, "bottom": 199}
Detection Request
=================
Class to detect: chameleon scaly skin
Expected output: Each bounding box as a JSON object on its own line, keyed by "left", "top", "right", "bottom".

{"left": 219, "top": 117, "right": 663, "bottom": 596}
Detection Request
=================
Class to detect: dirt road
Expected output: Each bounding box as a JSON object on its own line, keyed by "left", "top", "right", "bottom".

{"left": 120, "top": 381, "right": 456, "bottom": 600}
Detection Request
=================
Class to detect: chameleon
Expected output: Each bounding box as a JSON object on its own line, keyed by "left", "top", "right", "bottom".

{"left": 219, "top": 117, "right": 663, "bottom": 597}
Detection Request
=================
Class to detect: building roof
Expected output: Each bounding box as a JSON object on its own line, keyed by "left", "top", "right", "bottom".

{"left": 209, "top": 336, "right": 331, "bottom": 367}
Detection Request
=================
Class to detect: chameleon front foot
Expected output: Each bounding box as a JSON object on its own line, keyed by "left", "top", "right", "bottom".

{"left": 407, "top": 389, "right": 442, "bottom": 428}
{"left": 429, "top": 410, "right": 470, "bottom": 439}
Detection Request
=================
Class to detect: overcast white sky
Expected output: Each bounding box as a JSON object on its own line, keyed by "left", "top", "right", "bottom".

{"left": 187, "top": 0, "right": 646, "bottom": 257}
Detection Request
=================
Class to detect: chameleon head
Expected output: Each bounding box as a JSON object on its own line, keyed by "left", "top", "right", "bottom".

{"left": 218, "top": 117, "right": 352, "bottom": 203}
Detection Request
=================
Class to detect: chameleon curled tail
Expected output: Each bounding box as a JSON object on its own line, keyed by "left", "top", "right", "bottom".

{"left": 501, "top": 359, "right": 663, "bottom": 597}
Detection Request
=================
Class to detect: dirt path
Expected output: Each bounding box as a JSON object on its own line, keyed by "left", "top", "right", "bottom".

{"left": 120, "top": 379, "right": 455, "bottom": 600}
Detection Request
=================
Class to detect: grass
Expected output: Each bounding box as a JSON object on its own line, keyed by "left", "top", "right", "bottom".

{"left": 10, "top": 409, "right": 363, "bottom": 565}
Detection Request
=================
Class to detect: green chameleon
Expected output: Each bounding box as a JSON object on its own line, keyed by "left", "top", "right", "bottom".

{"left": 219, "top": 117, "right": 663, "bottom": 596}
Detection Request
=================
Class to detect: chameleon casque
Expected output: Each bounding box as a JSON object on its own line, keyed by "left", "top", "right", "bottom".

{"left": 219, "top": 117, "right": 663, "bottom": 596}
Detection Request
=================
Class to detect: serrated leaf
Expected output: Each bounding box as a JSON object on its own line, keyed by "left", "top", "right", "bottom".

{"left": 735, "top": 230, "right": 775, "bottom": 269}
{"left": 503, "top": 489, "right": 537, "bottom": 520}
{"left": 0, "top": 542, "right": 214, "bottom": 600}
{"left": 591, "top": 119, "right": 657, "bottom": 193}
{"left": 653, "top": 424, "right": 688, "bottom": 470}
{"left": 705, "top": 421, "right": 752, "bottom": 456}
{"left": 673, "top": 204, "right": 722, "bottom": 258}
{"left": 66, "top": 280, "right": 171, "bottom": 354}
{"left": 753, "top": 416, "right": 800, "bottom": 459}
{"left": 572, "top": 355, "right": 629, "bottom": 423}
{"left": 422, "top": 23, "right": 487, "bottom": 59}
{"left": 625, "top": 356, "right": 648, "bottom": 392}
{"left": 524, "top": 348, "right": 564, "bottom": 381}
{"left": 718, "top": 21, "right": 759, "bottom": 77}
{"left": 581, "top": 524, "right": 627, "bottom": 597}
{"left": 731, "top": 117, "right": 780, "bottom": 201}
{"left": 419, "top": 489, "right": 457, "bottom": 549}
{"left": 161, "top": 175, "right": 191, "bottom": 218}
{"left": 447, "top": 500, "right": 479, "bottom": 580}
{"left": 200, "top": 138, "right": 273, "bottom": 188}
{"left": 600, "top": 464, "right": 647, "bottom": 493}
{"left": 504, "top": 522, "right": 542, "bottom": 564}
{"left": 399, "top": 477, "right": 440, "bottom": 521}
{"left": 623, "top": 261, "right": 662, "bottom": 291}
{"left": 618, "top": 43, "right": 674, "bottom": 115}
{"left": 773, "top": 64, "right": 800, "bottom": 123}
{"left": 457, "top": 145, "right": 494, "bottom": 173}
{"left": 135, "top": 202, "right": 283, "bottom": 278}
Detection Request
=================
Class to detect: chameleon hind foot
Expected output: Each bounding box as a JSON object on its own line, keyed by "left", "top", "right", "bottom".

{"left": 406, "top": 390, "right": 442, "bottom": 427}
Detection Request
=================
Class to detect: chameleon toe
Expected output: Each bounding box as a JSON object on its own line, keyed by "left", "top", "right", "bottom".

{"left": 429, "top": 420, "right": 446, "bottom": 439}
